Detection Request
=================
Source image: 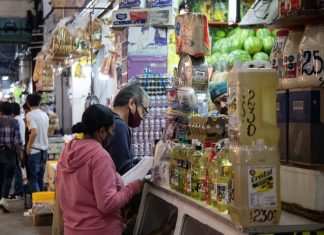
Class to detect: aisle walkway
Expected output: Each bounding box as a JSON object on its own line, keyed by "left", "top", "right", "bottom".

{"left": 0, "top": 199, "right": 51, "bottom": 235}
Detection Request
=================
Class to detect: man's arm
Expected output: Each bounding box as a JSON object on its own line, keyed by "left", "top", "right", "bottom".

{"left": 26, "top": 128, "right": 37, "bottom": 155}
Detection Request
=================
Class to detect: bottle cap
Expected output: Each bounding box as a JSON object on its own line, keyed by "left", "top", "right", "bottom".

{"left": 204, "top": 142, "right": 212, "bottom": 148}
{"left": 195, "top": 145, "right": 202, "bottom": 151}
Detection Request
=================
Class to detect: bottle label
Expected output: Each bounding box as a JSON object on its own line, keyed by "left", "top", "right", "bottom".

{"left": 228, "top": 86, "right": 239, "bottom": 143}
{"left": 300, "top": 49, "right": 324, "bottom": 87}
{"left": 186, "top": 173, "right": 192, "bottom": 193}
{"left": 248, "top": 166, "right": 277, "bottom": 208}
{"left": 198, "top": 179, "right": 205, "bottom": 193}
{"left": 283, "top": 53, "right": 300, "bottom": 79}
{"left": 210, "top": 182, "right": 217, "bottom": 200}
{"left": 217, "top": 183, "right": 229, "bottom": 204}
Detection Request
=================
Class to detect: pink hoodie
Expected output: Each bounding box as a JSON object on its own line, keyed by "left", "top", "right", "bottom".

{"left": 57, "top": 139, "right": 141, "bottom": 235}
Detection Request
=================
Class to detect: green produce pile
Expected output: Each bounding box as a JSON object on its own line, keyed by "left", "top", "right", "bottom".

{"left": 207, "top": 27, "right": 276, "bottom": 69}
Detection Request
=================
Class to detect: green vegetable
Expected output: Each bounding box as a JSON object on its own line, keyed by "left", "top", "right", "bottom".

{"left": 227, "top": 27, "right": 242, "bottom": 37}
{"left": 228, "top": 50, "right": 252, "bottom": 67}
{"left": 256, "top": 28, "right": 271, "bottom": 38}
{"left": 213, "top": 38, "right": 227, "bottom": 53}
{"left": 244, "top": 36, "right": 263, "bottom": 55}
{"left": 262, "top": 36, "right": 275, "bottom": 54}
{"left": 215, "top": 30, "right": 226, "bottom": 38}
{"left": 240, "top": 29, "right": 255, "bottom": 38}
{"left": 253, "top": 52, "right": 270, "bottom": 61}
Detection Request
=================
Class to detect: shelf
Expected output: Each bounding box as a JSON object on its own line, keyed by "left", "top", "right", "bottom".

{"left": 134, "top": 182, "right": 324, "bottom": 235}
{"left": 208, "top": 22, "right": 238, "bottom": 26}
{"left": 268, "top": 9, "right": 324, "bottom": 28}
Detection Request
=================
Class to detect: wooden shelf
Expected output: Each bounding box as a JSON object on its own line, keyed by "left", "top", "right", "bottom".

{"left": 268, "top": 9, "right": 324, "bottom": 28}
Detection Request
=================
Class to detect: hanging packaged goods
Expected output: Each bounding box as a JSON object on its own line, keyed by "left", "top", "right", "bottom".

{"left": 175, "top": 13, "right": 211, "bottom": 57}
{"left": 88, "top": 21, "right": 103, "bottom": 50}
{"left": 33, "top": 54, "right": 54, "bottom": 92}
{"left": 73, "top": 28, "right": 90, "bottom": 58}
{"left": 49, "top": 26, "right": 74, "bottom": 58}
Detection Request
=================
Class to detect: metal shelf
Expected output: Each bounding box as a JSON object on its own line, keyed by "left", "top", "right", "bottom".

{"left": 268, "top": 9, "right": 324, "bottom": 28}
{"left": 208, "top": 22, "right": 238, "bottom": 26}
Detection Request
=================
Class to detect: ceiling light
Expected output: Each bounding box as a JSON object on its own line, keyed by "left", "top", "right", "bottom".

{"left": 2, "top": 76, "right": 9, "bottom": 81}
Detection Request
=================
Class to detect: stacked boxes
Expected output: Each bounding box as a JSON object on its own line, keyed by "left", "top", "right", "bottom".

{"left": 288, "top": 88, "right": 324, "bottom": 165}
{"left": 277, "top": 90, "right": 289, "bottom": 161}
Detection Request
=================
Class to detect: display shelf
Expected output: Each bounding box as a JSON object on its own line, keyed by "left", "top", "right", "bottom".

{"left": 134, "top": 182, "right": 324, "bottom": 235}
{"left": 208, "top": 22, "right": 238, "bottom": 26}
{"left": 268, "top": 9, "right": 324, "bottom": 28}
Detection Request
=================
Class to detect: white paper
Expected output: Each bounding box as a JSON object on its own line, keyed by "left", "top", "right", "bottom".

{"left": 122, "top": 156, "right": 154, "bottom": 186}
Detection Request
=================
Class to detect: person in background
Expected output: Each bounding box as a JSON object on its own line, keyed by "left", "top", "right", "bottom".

{"left": 209, "top": 80, "right": 228, "bottom": 116}
{"left": 7, "top": 103, "right": 25, "bottom": 200}
{"left": 57, "top": 104, "right": 143, "bottom": 235}
{"left": 0, "top": 102, "right": 23, "bottom": 212}
{"left": 106, "top": 83, "right": 149, "bottom": 175}
{"left": 26, "top": 93, "right": 49, "bottom": 193}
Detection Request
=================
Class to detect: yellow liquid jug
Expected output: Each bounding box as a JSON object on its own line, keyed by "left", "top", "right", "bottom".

{"left": 229, "top": 139, "right": 281, "bottom": 226}
{"left": 228, "top": 61, "right": 280, "bottom": 147}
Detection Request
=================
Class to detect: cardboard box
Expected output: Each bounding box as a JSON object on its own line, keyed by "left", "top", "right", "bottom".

{"left": 127, "top": 27, "right": 167, "bottom": 56}
{"left": 281, "top": 165, "right": 324, "bottom": 211}
{"left": 277, "top": 90, "right": 289, "bottom": 162}
{"left": 112, "top": 7, "right": 175, "bottom": 27}
{"left": 33, "top": 214, "right": 53, "bottom": 226}
{"left": 128, "top": 55, "right": 167, "bottom": 81}
{"left": 146, "top": 0, "right": 176, "bottom": 8}
{"left": 119, "top": 0, "right": 146, "bottom": 9}
{"left": 288, "top": 88, "right": 324, "bottom": 165}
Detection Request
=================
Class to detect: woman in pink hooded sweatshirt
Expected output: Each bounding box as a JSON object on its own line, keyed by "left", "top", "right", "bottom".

{"left": 57, "top": 104, "right": 142, "bottom": 235}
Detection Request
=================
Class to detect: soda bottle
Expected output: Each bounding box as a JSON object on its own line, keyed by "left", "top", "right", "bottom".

{"left": 217, "top": 139, "right": 232, "bottom": 213}
{"left": 191, "top": 145, "right": 203, "bottom": 200}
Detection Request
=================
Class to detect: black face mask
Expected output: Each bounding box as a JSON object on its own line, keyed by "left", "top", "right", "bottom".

{"left": 102, "top": 131, "right": 115, "bottom": 149}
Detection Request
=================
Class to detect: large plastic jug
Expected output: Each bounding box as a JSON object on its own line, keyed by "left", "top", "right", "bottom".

{"left": 228, "top": 61, "right": 280, "bottom": 147}
{"left": 298, "top": 24, "right": 324, "bottom": 88}
{"left": 228, "top": 139, "right": 281, "bottom": 226}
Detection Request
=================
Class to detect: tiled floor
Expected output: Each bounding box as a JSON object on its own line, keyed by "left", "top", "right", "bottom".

{"left": 0, "top": 199, "right": 52, "bottom": 235}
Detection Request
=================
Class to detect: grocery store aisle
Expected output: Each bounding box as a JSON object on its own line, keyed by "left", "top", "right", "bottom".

{"left": 0, "top": 199, "right": 51, "bottom": 235}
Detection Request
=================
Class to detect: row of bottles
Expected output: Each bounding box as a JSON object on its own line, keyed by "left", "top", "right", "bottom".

{"left": 168, "top": 138, "right": 233, "bottom": 213}
{"left": 270, "top": 24, "right": 324, "bottom": 90}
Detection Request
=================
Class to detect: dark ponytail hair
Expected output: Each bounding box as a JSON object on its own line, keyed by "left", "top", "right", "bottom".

{"left": 71, "top": 104, "right": 114, "bottom": 136}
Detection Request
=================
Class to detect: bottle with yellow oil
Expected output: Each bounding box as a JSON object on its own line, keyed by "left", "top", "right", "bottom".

{"left": 229, "top": 139, "right": 281, "bottom": 226}
{"left": 216, "top": 139, "right": 232, "bottom": 213}
{"left": 191, "top": 145, "right": 203, "bottom": 200}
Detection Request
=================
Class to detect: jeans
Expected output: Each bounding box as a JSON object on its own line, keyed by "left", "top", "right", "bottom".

{"left": 13, "top": 161, "right": 24, "bottom": 195}
{"left": 0, "top": 149, "right": 16, "bottom": 199}
{"left": 28, "top": 150, "right": 48, "bottom": 193}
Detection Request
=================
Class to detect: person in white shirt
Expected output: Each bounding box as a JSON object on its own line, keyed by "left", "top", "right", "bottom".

{"left": 8, "top": 103, "right": 25, "bottom": 200}
{"left": 26, "top": 94, "right": 49, "bottom": 193}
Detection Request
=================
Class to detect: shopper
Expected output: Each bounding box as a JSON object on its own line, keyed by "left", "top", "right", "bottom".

{"left": 57, "top": 104, "right": 143, "bottom": 235}
{"left": 26, "top": 93, "right": 49, "bottom": 193}
{"left": 106, "top": 83, "right": 149, "bottom": 175}
{"left": 0, "top": 102, "right": 23, "bottom": 213}
{"left": 8, "top": 102, "right": 25, "bottom": 200}
{"left": 209, "top": 80, "right": 228, "bottom": 116}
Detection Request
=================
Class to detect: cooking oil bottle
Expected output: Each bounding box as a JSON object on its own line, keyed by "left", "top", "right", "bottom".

{"left": 184, "top": 142, "right": 196, "bottom": 196}
{"left": 229, "top": 139, "right": 281, "bottom": 226}
{"left": 191, "top": 145, "right": 203, "bottom": 200}
{"left": 208, "top": 145, "right": 218, "bottom": 208}
{"left": 228, "top": 61, "right": 280, "bottom": 147}
{"left": 169, "top": 142, "right": 180, "bottom": 190}
{"left": 202, "top": 142, "right": 213, "bottom": 203}
{"left": 178, "top": 139, "right": 188, "bottom": 193}
{"left": 216, "top": 139, "right": 232, "bottom": 213}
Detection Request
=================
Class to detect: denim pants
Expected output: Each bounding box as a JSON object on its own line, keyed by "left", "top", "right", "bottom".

{"left": 13, "top": 161, "right": 24, "bottom": 195}
{"left": 0, "top": 149, "right": 16, "bottom": 199}
{"left": 28, "top": 150, "right": 48, "bottom": 193}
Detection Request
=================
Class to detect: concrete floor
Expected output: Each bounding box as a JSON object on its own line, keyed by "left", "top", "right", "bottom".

{"left": 0, "top": 199, "right": 52, "bottom": 235}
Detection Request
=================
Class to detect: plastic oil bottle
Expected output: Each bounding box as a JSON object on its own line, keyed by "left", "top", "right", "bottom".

{"left": 178, "top": 139, "right": 188, "bottom": 193}
{"left": 208, "top": 145, "right": 218, "bottom": 208}
{"left": 191, "top": 145, "right": 204, "bottom": 200}
{"left": 169, "top": 142, "right": 180, "bottom": 190}
{"left": 228, "top": 61, "right": 280, "bottom": 147}
{"left": 229, "top": 139, "right": 281, "bottom": 226}
{"left": 216, "top": 139, "right": 232, "bottom": 213}
{"left": 184, "top": 142, "right": 196, "bottom": 196}
{"left": 202, "top": 142, "right": 213, "bottom": 203}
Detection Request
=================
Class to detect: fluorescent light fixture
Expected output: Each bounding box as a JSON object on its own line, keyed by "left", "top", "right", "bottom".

{"left": 2, "top": 76, "right": 9, "bottom": 81}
